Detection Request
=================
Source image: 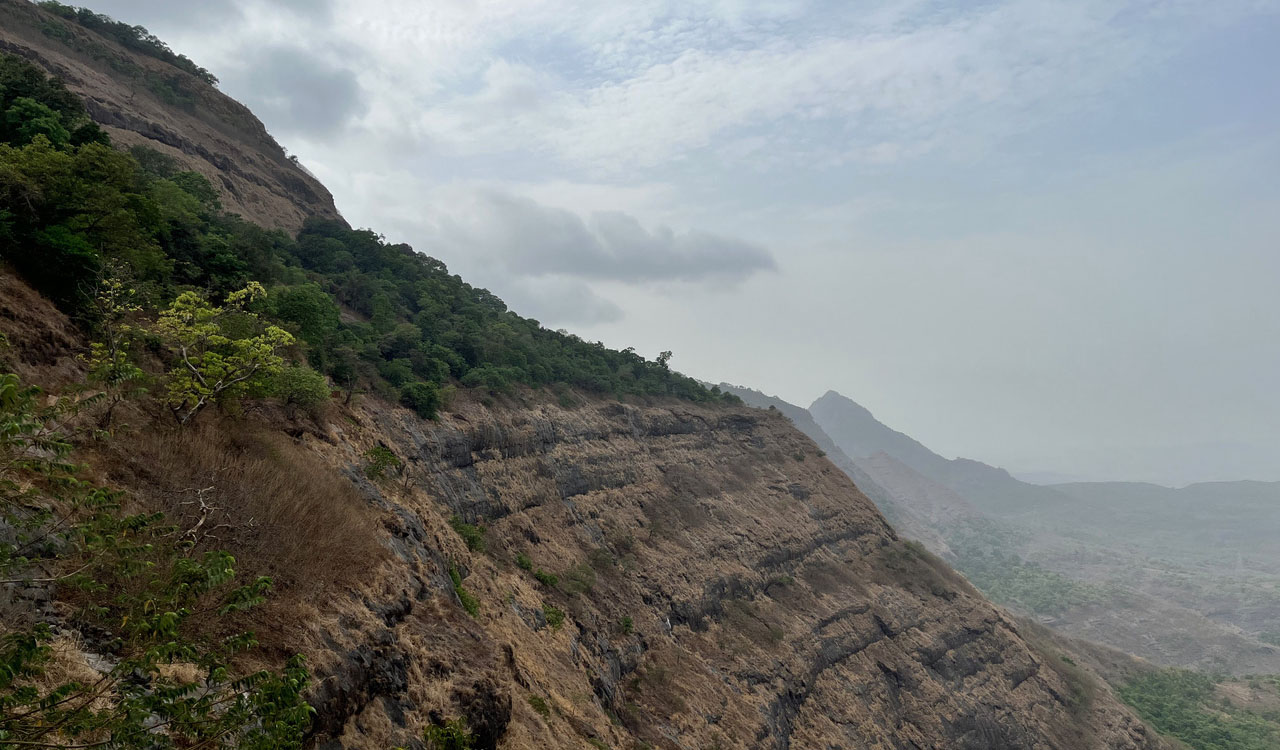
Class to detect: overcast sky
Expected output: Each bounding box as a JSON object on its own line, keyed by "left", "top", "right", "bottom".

{"left": 85, "top": 0, "right": 1280, "bottom": 485}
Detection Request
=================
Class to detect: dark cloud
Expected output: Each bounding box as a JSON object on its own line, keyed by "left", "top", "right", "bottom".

{"left": 443, "top": 190, "right": 777, "bottom": 284}
{"left": 225, "top": 45, "right": 367, "bottom": 138}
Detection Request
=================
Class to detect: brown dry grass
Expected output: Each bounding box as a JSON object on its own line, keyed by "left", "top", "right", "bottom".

{"left": 112, "top": 422, "right": 385, "bottom": 598}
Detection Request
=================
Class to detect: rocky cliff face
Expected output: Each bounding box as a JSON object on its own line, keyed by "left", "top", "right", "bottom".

{"left": 278, "top": 391, "right": 1170, "bottom": 749}
{"left": 0, "top": 0, "right": 341, "bottom": 230}
{"left": 0, "top": 279, "right": 1171, "bottom": 748}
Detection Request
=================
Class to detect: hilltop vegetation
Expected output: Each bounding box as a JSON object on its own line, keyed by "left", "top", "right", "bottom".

{"left": 0, "top": 54, "right": 737, "bottom": 418}
{"left": 35, "top": 2, "right": 217, "bottom": 84}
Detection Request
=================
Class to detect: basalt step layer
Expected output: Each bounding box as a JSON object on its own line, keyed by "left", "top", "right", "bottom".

{"left": 291, "top": 393, "right": 1171, "bottom": 750}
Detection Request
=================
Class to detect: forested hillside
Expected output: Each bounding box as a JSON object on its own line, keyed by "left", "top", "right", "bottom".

{"left": 0, "top": 53, "right": 738, "bottom": 416}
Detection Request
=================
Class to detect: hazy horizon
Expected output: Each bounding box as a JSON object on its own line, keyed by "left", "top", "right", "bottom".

{"left": 83, "top": 0, "right": 1280, "bottom": 486}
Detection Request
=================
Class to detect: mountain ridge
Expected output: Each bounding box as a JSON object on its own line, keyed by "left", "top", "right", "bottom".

{"left": 810, "top": 389, "right": 1072, "bottom": 516}
{"left": 0, "top": 7, "right": 1186, "bottom": 749}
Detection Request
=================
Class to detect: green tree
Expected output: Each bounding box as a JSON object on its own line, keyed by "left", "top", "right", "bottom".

{"left": 270, "top": 364, "right": 331, "bottom": 413}
{"left": 81, "top": 268, "right": 147, "bottom": 427}
{"left": 271, "top": 283, "right": 340, "bottom": 347}
{"left": 400, "top": 380, "right": 441, "bottom": 419}
{"left": 4, "top": 96, "right": 70, "bottom": 146}
{"left": 154, "top": 281, "right": 293, "bottom": 425}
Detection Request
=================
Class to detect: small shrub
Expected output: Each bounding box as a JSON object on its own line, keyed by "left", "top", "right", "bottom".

{"left": 619, "top": 616, "right": 634, "bottom": 635}
{"left": 364, "top": 445, "right": 401, "bottom": 480}
{"left": 543, "top": 603, "right": 565, "bottom": 629}
{"left": 534, "top": 569, "right": 558, "bottom": 587}
{"left": 400, "top": 380, "right": 441, "bottom": 419}
{"left": 449, "top": 565, "right": 479, "bottom": 617}
{"left": 270, "top": 363, "right": 330, "bottom": 411}
{"left": 423, "top": 718, "right": 475, "bottom": 749}
{"left": 527, "top": 695, "right": 550, "bottom": 718}
{"left": 449, "top": 515, "right": 486, "bottom": 553}
{"left": 515, "top": 553, "right": 533, "bottom": 571}
{"left": 562, "top": 562, "right": 596, "bottom": 595}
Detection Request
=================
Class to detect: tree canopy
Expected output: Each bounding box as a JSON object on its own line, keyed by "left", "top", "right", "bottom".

{"left": 0, "top": 54, "right": 739, "bottom": 419}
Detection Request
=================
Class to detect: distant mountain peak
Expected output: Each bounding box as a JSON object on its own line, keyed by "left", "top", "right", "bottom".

{"left": 810, "top": 388, "right": 1070, "bottom": 515}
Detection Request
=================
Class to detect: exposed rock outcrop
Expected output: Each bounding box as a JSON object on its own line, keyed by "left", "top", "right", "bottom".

{"left": 0, "top": 0, "right": 342, "bottom": 230}
{"left": 285, "top": 393, "right": 1172, "bottom": 749}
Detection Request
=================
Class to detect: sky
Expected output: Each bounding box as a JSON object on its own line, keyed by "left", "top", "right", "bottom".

{"left": 83, "top": 0, "right": 1280, "bottom": 486}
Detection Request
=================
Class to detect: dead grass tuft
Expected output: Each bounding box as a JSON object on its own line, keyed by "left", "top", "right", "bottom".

{"left": 117, "top": 423, "right": 385, "bottom": 596}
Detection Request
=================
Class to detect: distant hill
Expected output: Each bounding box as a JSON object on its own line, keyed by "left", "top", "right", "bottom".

{"left": 720, "top": 384, "right": 956, "bottom": 552}
{"left": 1047, "top": 480, "right": 1280, "bottom": 568}
{"left": 728, "top": 388, "right": 1280, "bottom": 675}
{"left": 809, "top": 390, "right": 1072, "bottom": 515}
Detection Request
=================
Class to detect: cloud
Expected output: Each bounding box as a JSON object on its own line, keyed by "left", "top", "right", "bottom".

{"left": 222, "top": 44, "right": 367, "bottom": 138}
{"left": 338, "top": 0, "right": 1273, "bottom": 173}
{"left": 82, "top": 0, "right": 243, "bottom": 28}
{"left": 492, "top": 277, "right": 624, "bottom": 326}
{"left": 432, "top": 189, "right": 777, "bottom": 284}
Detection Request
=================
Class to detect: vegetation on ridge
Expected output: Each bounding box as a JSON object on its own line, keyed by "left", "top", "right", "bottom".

{"left": 0, "top": 53, "right": 738, "bottom": 421}
{"left": 36, "top": 2, "right": 219, "bottom": 85}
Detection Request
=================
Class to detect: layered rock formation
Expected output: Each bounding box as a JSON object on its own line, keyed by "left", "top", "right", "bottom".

{"left": 284, "top": 393, "right": 1169, "bottom": 749}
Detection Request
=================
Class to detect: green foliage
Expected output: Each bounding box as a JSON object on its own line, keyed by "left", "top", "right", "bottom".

{"left": 449, "top": 565, "right": 479, "bottom": 617}
{"left": 363, "top": 445, "right": 401, "bottom": 480}
{"left": 528, "top": 694, "right": 551, "bottom": 718}
{"left": 36, "top": 2, "right": 219, "bottom": 84}
{"left": 0, "top": 54, "right": 738, "bottom": 416}
{"left": 269, "top": 282, "right": 340, "bottom": 347}
{"left": 542, "top": 604, "right": 565, "bottom": 629}
{"left": 1118, "top": 669, "right": 1280, "bottom": 750}
{"left": 0, "top": 55, "right": 104, "bottom": 148}
{"left": 270, "top": 364, "right": 331, "bottom": 411}
{"left": 533, "top": 569, "right": 559, "bottom": 588}
{"left": 0, "top": 135, "right": 164, "bottom": 308}
{"left": 949, "top": 520, "right": 1101, "bottom": 616}
{"left": 80, "top": 269, "right": 148, "bottom": 427}
{"left": 423, "top": 718, "right": 476, "bottom": 750}
{"left": 0, "top": 371, "right": 313, "bottom": 749}
{"left": 154, "top": 282, "right": 295, "bottom": 424}
{"left": 288, "top": 218, "right": 740, "bottom": 405}
{"left": 400, "top": 380, "right": 442, "bottom": 419}
{"left": 449, "top": 515, "right": 486, "bottom": 553}
{"left": 515, "top": 553, "right": 533, "bottom": 571}
{"left": 619, "top": 616, "right": 634, "bottom": 635}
